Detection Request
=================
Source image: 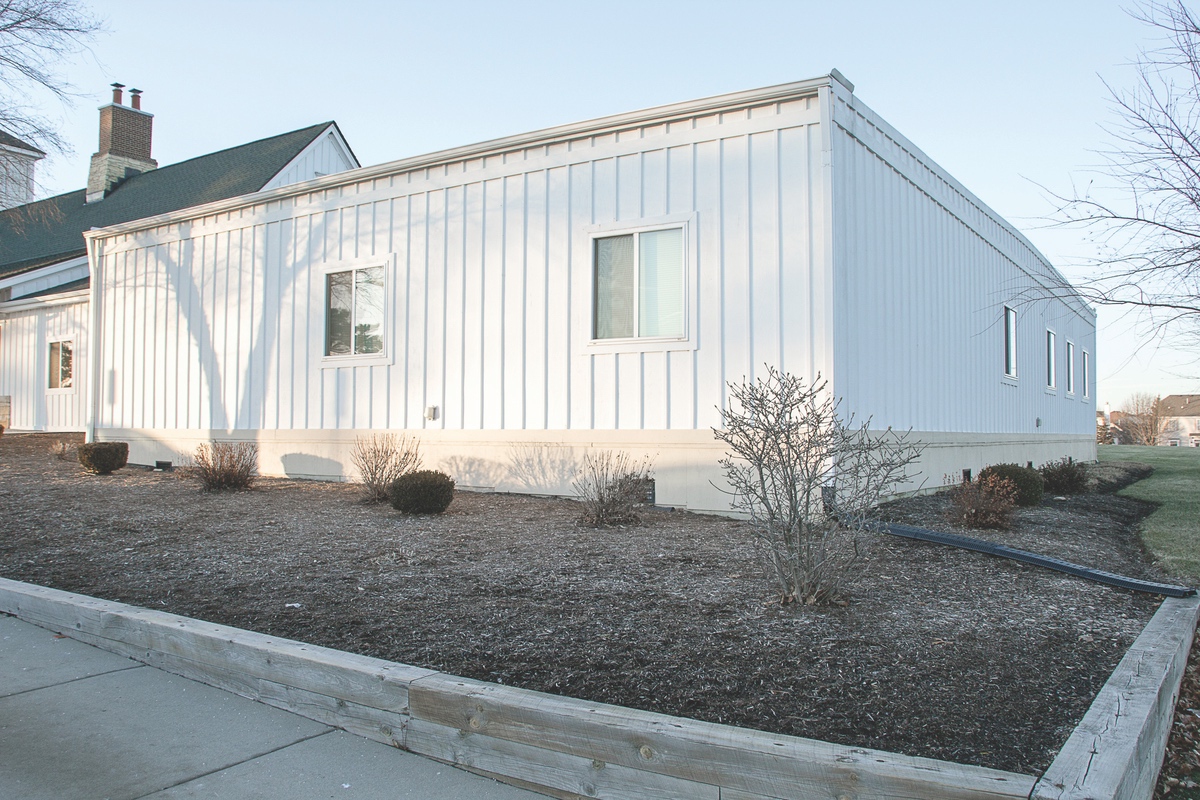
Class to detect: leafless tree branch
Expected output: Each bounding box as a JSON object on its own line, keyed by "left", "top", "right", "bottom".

{"left": 0, "top": 0, "right": 100, "bottom": 198}
{"left": 1048, "top": 1, "right": 1200, "bottom": 349}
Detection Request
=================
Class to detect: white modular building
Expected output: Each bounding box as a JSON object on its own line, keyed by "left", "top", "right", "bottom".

{"left": 83, "top": 73, "right": 1096, "bottom": 513}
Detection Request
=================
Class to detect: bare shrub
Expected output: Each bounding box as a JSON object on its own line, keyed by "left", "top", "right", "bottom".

{"left": 194, "top": 441, "right": 258, "bottom": 491}
{"left": 51, "top": 440, "right": 74, "bottom": 461}
{"left": 573, "top": 450, "right": 654, "bottom": 526}
{"left": 350, "top": 433, "right": 422, "bottom": 503}
{"left": 948, "top": 474, "right": 1019, "bottom": 529}
{"left": 715, "top": 368, "right": 923, "bottom": 606}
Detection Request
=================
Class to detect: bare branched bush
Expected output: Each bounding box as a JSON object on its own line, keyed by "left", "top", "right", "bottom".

{"left": 51, "top": 439, "right": 73, "bottom": 460}
{"left": 715, "top": 368, "right": 923, "bottom": 606}
{"left": 947, "top": 474, "right": 1019, "bottom": 530}
{"left": 350, "top": 433, "right": 422, "bottom": 503}
{"left": 573, "top": 450, "right": 654, "bottom": 526}
{"left": 194, "top": 441, "right": 259, "bottom": 491}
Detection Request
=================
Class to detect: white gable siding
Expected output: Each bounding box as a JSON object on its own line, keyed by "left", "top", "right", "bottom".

{"left": 260, "top": 129, "right": 357, "bottom": 192}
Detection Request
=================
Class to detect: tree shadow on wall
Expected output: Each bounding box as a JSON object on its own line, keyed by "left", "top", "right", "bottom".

{"left": 280, "top": 453, "right": 344, "bottom": 480}
{"left": 440, "top": 455, "right": 508, "bottom": 491}
{"left": 506, "top": 443, "right": 580, "bottom": 496}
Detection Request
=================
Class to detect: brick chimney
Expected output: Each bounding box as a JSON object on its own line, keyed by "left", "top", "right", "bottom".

{"left": 86, "top": 83, "right": 158, "bottom": 203}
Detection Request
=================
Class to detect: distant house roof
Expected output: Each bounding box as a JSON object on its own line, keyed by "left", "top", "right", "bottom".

{"left": 0, "top": 130, "right": 45, "bottom": 156}
{"left": 0, "top": 122, "right": 340, "bottom": 282}
{"left": 1161, "top": 394, "right": 1200, "bottom": 416}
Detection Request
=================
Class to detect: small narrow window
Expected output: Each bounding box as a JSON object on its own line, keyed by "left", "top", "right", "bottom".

{"left": 1003, "top": 306, "right": 1017, "bottom": 378}
{"left": 1066, "top": 341, "right": 1075, "bottom": 394}
{"left": 1046, "top": 330, "right": 1056, "bottom": 388}
{"left": 325, "top": 266, "right": 384, "bottom": 356}
{"left": 48, "top": 340, "right": 73, "bottom": 389}
{"left": 1082, "top": 351, "right": 1090, "bottom": 398}
{"left": 593, "top": 227, "right": 684, "bottom": 340}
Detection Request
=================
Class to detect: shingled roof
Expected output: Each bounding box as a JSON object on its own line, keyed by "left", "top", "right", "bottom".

{"left": 1161, "top": 394, "right": 1200, "bottom": 416}
{"left": 0, "top": 122, "right": 339, "bottom": 281}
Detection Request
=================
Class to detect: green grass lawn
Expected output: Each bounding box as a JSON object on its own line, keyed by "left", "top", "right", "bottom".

{"left": 1098, "top": 445, "right": 1200, "bottom": 583}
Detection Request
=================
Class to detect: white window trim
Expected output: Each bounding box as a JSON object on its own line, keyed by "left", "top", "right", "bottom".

{"left": 1082, "top": 350, "right": 1090, "bottom": 399}
{"left": 583, "top": 212, "right": 698, "bottom": 355}
{"left": 1065, "top": 340, "right": 1076, "bottom": 395}
{"left": 1045, "top": 329, "right": 1057, "bottom": 391}
{"left": 1003, "top": 305, "right": 1018, "bottom": 381}
{"left": 47, "top": 337, "right": 76, "bottom": 394}
{"left": 319, "top": 254, "right": 395, "bottom": 369}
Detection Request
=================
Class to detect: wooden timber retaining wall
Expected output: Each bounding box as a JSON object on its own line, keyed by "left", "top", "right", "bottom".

{"left": 1032, "top": 594, "right": 1200, "bottom": 800}
{"left": 1, "top": 577, "right": 1194, "bottom": 800}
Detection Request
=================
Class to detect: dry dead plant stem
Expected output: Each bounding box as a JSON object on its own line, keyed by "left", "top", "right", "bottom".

{"left": 350, "top": 433, "right": 422, "bottom": 503}
{"left": 573, "top": 450, "right": 653, "bottom": 526}
{"left": 715, "top": 367, "right": 923, "bottom": 605}
{"left": 194, "top": 441, "right": 259, "bottom": 491}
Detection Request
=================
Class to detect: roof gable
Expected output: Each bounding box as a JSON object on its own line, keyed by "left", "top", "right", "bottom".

{"left": 0, "top": 122, "right": 337, "bottom": 279}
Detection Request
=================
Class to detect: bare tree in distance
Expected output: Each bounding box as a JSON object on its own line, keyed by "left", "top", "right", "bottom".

{"left": 1120, "top": 391, "right": 1168, "bottom": 445}
{"left": 1051, "top": 1, "right": 1200, "bottom": 350}
{"left": 714, "top": 368, "right": 923, "bottom": 606}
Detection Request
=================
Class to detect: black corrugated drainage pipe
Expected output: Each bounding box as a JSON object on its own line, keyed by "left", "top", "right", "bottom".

{"left": 884, "top": 523, "right": 1197, "bottom": 598}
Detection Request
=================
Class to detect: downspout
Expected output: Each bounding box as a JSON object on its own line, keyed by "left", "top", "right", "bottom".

{"left": 84, "top": 232, "right": 103, "bottom": 443}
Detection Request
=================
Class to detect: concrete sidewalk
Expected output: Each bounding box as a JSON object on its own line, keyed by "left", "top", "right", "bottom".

{"left": 0, "top": 615, "right": 544, "bottom": 799}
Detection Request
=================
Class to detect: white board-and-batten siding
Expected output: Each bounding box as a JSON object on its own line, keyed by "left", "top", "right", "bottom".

{"left": 90, "top": 94, "right": 829, "bottom": 511}
{"left": 0, "top": 298, "right": 89, "bottom": 431}
{"left": 85, "top": 76, "right": 1095, "bottom": 511}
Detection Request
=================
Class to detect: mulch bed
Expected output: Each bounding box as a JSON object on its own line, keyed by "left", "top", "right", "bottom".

{"left": 0, "top": 433, "right": 1192, "bottom": 780}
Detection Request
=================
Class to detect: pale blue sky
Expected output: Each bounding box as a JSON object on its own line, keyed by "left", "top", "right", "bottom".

{"left": 28, "top": 0, "right": 1200, "bottom": 407}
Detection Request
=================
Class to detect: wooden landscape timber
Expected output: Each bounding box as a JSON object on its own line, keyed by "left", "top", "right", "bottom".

{"left": 0, "top": 576, "right": 1190, "bottom": 800}
{"left": 1032, "top": 594, "right": 1200, "bottom": 800}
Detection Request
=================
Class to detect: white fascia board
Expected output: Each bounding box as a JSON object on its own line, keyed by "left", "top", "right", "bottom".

{"left": 0, "top": 254, "right": 89, "bottom": 291}
{"left": 0, "top": 288, "right": 89, "bottom": 313}
{"left": 0, "top": 141, "right": 45, "bottom": 160}
{"left": 83, "top": 75, "right": 840, "bottom": 243}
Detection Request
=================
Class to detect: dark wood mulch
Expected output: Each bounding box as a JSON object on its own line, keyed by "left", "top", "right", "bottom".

{"left": 0, "top": 433, "right": 1186, "bottom": 777}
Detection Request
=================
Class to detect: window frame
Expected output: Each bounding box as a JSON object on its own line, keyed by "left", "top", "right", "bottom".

{"left": 319, "top": 255, "right": 394, "bottom": 369}
{"left": 1065, "top": 340, "right": 1076, "bottom": 395}
{"left": 1045, "top": 329, "right": 1057, "bottom": 390}
{"left": 1082, "top": 350, "right": 1090, "bottom": 399}
{"left": 1003, "top": 305, "right": 1018, "bottom": 379}
{"left": 47, "top": 338, "right": 74, "bottom": 393}
{"left": 584, "top": 213, "right": 697, "bottom": 354}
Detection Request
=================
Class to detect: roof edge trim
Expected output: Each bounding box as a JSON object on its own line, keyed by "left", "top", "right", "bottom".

{"left": 84, "top": 75, "right": 839, "bottom": 241}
